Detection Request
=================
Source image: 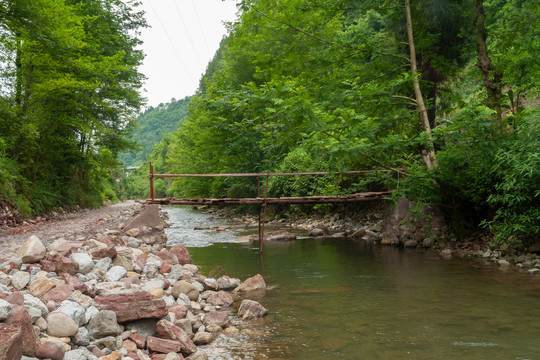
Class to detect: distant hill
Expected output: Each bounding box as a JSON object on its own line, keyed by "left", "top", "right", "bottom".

{"left": 119, "top": 96, "right": 191, "bottom": 167}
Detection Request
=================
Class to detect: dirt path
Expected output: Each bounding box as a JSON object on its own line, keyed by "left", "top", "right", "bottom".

{"left": 0, "top": 200, "right": 144, "bottom": 263}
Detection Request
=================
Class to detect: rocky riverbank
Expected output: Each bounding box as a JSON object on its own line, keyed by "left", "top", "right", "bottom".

{"left": 0, "top": 204, "right": 268, "bottom": 360}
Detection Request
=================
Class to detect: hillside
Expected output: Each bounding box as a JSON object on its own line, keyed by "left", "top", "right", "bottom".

{"left": 119, "top": 97, "right": 191, "bottom": 167}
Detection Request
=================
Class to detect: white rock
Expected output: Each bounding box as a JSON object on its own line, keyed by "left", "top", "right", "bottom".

{"left": 0, "top": 299, "right": 13, "bottom": 320}
{"left": 69, "top": 253, "right": 94, "bottom": 274}
{"left": 23, "top": 294, "right": 49, "bottom": 316}
{"left": 10, "top": 270, "right": 31, "bottom": 290}
{"left": 57, "top": 300, "right": 86, "bottom": 326}
{"left": 105, "top": 266, "right": 127, "bottom": 282}
{"left": 17, "top": 235, "right": 46, "bottom": 263}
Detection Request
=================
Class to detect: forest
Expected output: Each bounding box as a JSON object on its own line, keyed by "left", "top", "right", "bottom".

{"left": 1, "top": 0, "right": 539, "bottom": 247}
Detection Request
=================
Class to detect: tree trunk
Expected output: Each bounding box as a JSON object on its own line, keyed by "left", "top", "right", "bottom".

{"left": 404, "top": 0, "right": 437, "bottom": 169}
{"left": 474, "top": 0, "right": 503, "bottom": 125}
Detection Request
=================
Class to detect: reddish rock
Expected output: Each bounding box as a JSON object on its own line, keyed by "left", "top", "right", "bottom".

{"left": 155, "top": 251, "right": 179, "bottom": 266}
{"left": 94, "top": 292, "right": 167, "bottom": 323}
{"left": 5, "top": 305, "right": 39, "bottom": 356}
{"left": 170, "top": 244, "right": 192, "bottom": 265}
{"left": 6, "top": 291, "right": 24, "bottom": 305}
{"left": 35, "top": 340, "right": 65, "bottom": 360}
{"left": 41, "top": 284, "right": 74, "bottom": 304}
{"left": 122, "top": 339, "right": 138, "bottom": 353}
{"left": 156, "top": 320, "right": 197, "bottom": 355}
{"left": 129, "top": 332, "right": 147, "bottom": 349}
{"left": 146, "top": 336, "right": 183, "bottom": 354}
{"left": 0, "top": 292, "right": 6, "bottom": 300}
{"left": 206, "top": 291, "right": 233, "bottom": 308}
{"left": 54, "top": 242, "right": 72, "bottom": 256}
{"left": 202, "top": 311, "right": 229, "bottom": 328}
{"left": 151, "top": 355, "right": 185, "bottom": 360}
{"left": 0, "top": 324, "right": 22, "bottom": 360}
{"left": 159, "top": 262, "right": 172, "bottom": 274}
{"left": 62, "top": 273, "right": 96, "bottom": 297}
{"left": 40, "top": 254, "right": 79, "bottom": 275}
{"left": 91, "top": 245, "right": 117, "bottom": 260}
{"left": 232, "top": 274, "right": 266, "bottom": 294}
{"left": 120, "top": 276, "right": 141, "bottom": 286}
{"left": 168, "top": 305, "right": 188, "bottom": 320}
{"left": 133, "top": 253, "right": 149, "bottom": 271}
{"left": 237, "top": 299, "right": 268, "bottom": 320}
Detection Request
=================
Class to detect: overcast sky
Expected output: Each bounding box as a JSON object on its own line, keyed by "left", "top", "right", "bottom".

{"left": 136, "top": 0, "right": 240, "bottom": 108}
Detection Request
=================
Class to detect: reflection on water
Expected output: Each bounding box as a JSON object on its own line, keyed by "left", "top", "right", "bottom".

{"left": 164, "top": 206, "right": 540, "bottom": 360}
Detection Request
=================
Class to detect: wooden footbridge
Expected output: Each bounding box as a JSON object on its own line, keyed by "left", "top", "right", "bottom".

{"left": 145, "top": 163, "right": 397, "bottom": 253}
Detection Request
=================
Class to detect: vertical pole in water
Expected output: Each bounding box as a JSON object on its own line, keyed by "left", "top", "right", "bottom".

{"left": 258, "top": 176, "right": 262, "bottom": 246}
{"left": 149, "top": 162, "right": 155, "bottom": 205}
{"left": 260, "top": 172, "right": 269, "bottom": 254}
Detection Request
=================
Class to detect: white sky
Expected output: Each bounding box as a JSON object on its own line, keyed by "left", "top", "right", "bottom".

{"left": 136, "top": 0, "right": 240, "bottom": 108}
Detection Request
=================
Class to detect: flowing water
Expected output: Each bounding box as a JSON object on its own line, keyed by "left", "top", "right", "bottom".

{"left": 164, "top": 206, "right": 540, "bottom": 360}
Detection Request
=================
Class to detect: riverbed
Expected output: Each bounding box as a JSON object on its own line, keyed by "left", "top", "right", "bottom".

{"left": 164, "top": 205, "right": 540, "bottom": 360}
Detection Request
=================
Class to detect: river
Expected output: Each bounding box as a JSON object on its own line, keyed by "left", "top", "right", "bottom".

{"left": 164, "top": 205, "right": 540, "bottom": 360}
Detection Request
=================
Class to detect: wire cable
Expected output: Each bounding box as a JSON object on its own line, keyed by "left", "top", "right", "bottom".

{"left": 189, "top": 0, "right": 212, "bottom": 58}
{"left": 171, "top": 0, "right": 205, "bottom": 69}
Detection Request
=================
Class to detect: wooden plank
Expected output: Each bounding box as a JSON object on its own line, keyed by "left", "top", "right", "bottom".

{"left": 147, "top": 192, "right": 391, "bottom": 205}
{"left": 152, "top": 170, "right": 394, "bottom": 178}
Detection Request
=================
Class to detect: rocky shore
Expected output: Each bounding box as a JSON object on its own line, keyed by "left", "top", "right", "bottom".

{"left": 0, "top": 205, "right": 268, "bottom": 360}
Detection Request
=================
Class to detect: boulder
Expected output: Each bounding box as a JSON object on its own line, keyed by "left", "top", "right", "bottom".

{"left": 0, "top": 298, "right": 13, "bottom": 320}
{"left": 29, "top": 277, "right": 56, "bottom": 297}
{"left": 36, "top": 340, "right": 65, "bottom": 360}
{"left": 170, "top": 244, "right": 192, "bottom": 265}
{"left": 263, "top": 230, "right": 296, "bottom": 241}
{"left": 237, "top": 299, "right": 268, "bottom": 320}
{"left": 156, "top": 320, "right": 197, "bottom": 355}
{"left": 46, "top": 312, "right": 79, "bottom": 337}
{"left": 94, "top": 292, "right": 168, "bottom": 323}
{"left": 69, "top": 252, "right": 94, "bottom": 274}
{"left": 105, "top": 265, "right": 128, "bottom": 282}
{"left": 40, "top": 254, "right": 79, "bottom": 275}
{"left": 17, "top": 235, "right": 46, "bottom": 263}
{"left": 147, "top": 336, "right": 184, "bottom": 354}
{"left": 216, "top": 276, "right": 241, "bottom": 290}
{"left": 308, "top": 228, "right": 326, "bottom": 237}
{"left": 232, "top": 274, "right": 266, "bottom": 294}
{"left": 0, "top": 324, "right": 22, "bottom": 360}
{"left": 192, "top": 332, "right": 214, "bottom": 345}
{"left": 56, "top": 300, "right": 86, "bottom": 326}
{"left": 206, "top": 290, "right": 233, "bottom": 308}
{"left": 5, "top": 305, "right": 40, "bottom": 356}
{"left": 41, "top": 284, "right": 74, "bottom": 304}
{"left": 172, "top": 280, "right": 199, "bottom": 301}
{"left": 202, "top": 311, "right": 229, "bottom": 328}
{"left": 89, "top": 310, "right": 122, "bottom": 338}
{"left": 10, "top": 270, "right": 31, "bottom": 290}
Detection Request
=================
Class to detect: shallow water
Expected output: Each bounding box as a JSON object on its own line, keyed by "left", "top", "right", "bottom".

{"left": 164, "top": 206, "right": 540, "bottom": 360}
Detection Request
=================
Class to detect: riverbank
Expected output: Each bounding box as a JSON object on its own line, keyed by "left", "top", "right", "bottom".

{"left": 0, "top": 203, "right": 269, "bottom": 359}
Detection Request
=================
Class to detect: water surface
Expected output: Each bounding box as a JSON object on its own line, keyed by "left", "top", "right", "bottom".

{"left": 164, "top": 206, "right": 540, "bottom": 360}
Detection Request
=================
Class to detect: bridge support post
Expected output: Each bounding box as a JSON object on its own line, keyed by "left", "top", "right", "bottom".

{"left": 149, "top": 162, "right": 155, "bottom": 205}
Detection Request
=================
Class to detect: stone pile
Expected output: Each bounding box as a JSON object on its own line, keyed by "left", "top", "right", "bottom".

{"left": 0, "top": 215, "right": 268, "bottom": 360}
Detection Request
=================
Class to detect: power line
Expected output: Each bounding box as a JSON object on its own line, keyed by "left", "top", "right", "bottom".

{"left": 146, "top": 0, "right": 197, "bottom": 86}
{"left": 190, "top": 0, "right": 212, "bottom": 58}
{"left": 171, "top": 0, "right": 205, "bottom": 69}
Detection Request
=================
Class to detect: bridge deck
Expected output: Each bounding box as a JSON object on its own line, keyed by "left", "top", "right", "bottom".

{"left": 147, "top": 191, "right": 391, "bottom": 205}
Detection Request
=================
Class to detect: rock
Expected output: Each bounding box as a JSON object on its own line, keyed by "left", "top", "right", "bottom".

{"left": 185, "top": 351, "right": 208, "bottom": 360}
{"left": 112, "top": 247, "right": 134, "bottom": 271}
{"left": 263, "top": 230, "right": 296, "bottom": 241}
{"left": 42, "top": 284, "right": 74, "bottom": 305}
{"left": 404, "top": 240, "right": 418, "bottom": 248}
{"left": 164, "top": 353, "right": 184, "bottom": 360}
{"left": 23, "top": 294, "right": 49, "bottom": 317}
{"left": 6, "top": 291, "right": 24, "bottom": 305}
{"left": 36, "top": 340, "right": 65, "bottom": 360}
{"left": 99, "top": 351, "right": 123, "bottom": 360}
{"left": 73, "top": 327, "right": 91, "bottom": 346}
{"left": 224, "top": 326, "right": 239, "bottom": 337}
{"left": 94, "top": 292, "right": 168, "bottom": 323}
{"left": 105, "top": 266, "right": 128, "bottom": 282}
{"left": 202, "top": 311, "right": 229, "bottom": 328}
{"left": 5, "top": 305, "right": 40, "bottom": 356}
{"left": 155, "top": 250, "right": 180, "bottom": 266}
{"left": 206, "top": 291, "right": 233, "bottom": 308}
{"left": 0, "top": 298, "right": 13, "bottom": 320}
{"left": 170, "top": 244, "right": 192, "bottom": 265}
{"left": 129, "top": 332, "right": 147, "bottom": 349}
{"left": 308, "top": 228, "right": 326, "bottom": 237}
{"left": 192, "top": 332, "right": 214, "bottom": 345}
{"left": 422, "top": 238, "right": 434, "bottom": 248}
{"left": 11, "top": 270, "right": 31, "bottom": 290}
{"left": 172, "top": 280, "right": 199, "bottom": 301}
{"left": 498, "top": 259, "right": 511, "bottom": 267}
{"left": 183, "top": 264, "right": 198, "bottom": 274}
{"left": 17, "top": 235, "right": 46, "bottom": 263}
{"left": 147, "top": 336, "right": 184, "bottom": 354}
{"left": 156, "top": 320, "right": 197, "bottom": 355}
{"left": 64, "top": 347, "right": 98, "bottom": 360}
{"left": 216, "top": 276, "right": 241, "bottom": 290}
{"left": 232, "top": 274, "right": 266, "bottom": 294}
{"left": 46, "top": 312, "right": 79, "bottom": 337}
{"left": 122, "top": 339, "right": 138, "bottom": 353}
{"left": 56, "top": 300, "right": 86, "bottom": 326}
{"left": 0, "top": 324, "right": 22, "bottom": 360}
{"left": 69, "top": 253, "right": 94, "bottom": 274}
{"left": 29, "top": 277, "right": 56, "bottom": 297}
{"left": 237, "top": 299, "right": 268, "bottom": 320}
{"left": 126, "top": 228, "right": 140, "bottom": 237}
{"left": 41, "top": 254, "right": 79, "bottom": 275}
{"left": 528, "top": 268, "right": 539, "bottom": 275}
{"left": 91, "top": 245, "right": 117, "bottom": 260}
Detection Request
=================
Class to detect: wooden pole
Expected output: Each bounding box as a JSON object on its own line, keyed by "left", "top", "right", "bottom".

{"left": 260, "top": 172, "right": 269, "bottom": 254}
{"left": 150, "top": 162, "right": 155, "bottom": 205}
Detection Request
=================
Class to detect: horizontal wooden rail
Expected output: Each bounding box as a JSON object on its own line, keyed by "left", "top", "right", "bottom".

{"left": 151, "top": 170, "right": 394, "bottom": 178}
